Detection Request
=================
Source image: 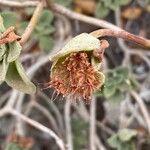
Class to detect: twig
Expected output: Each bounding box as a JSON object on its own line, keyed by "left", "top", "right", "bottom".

{"left": 89, "top": 97, "right": 96, "bottom": 150}
{"left": 90, "top": 29, "right": 150, "bottom": 49}
{"left": 0, "top": 0, "right": 39, "bottom": 7}
{"left": 131, "top": 91, "right": 150, "bottom": 135}
{"left": 10, "top": 109, "right": 66, "bottom": 150}
{"left": 64, "top": 97, "right": 73, "bottom": 150}
{"left": 19, "top": 0, "right": 44, "bottom": 45}
{"left": 0, "top": 0, "right": 121, "bottom": 31}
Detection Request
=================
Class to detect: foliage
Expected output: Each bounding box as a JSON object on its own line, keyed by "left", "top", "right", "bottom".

{"left": 72, "top": 115, "right": 88, "bottom": 150}
{"left": 0, "top": 15, "right": 36, "bottom": 94}
{"left": 95, "top": 67, "right": 139, "bottom": 104}
{"left": 95, "top": 0, "right": 131, "bottom": 18}
{"left": 108, "top": 128, "right": 137, "bottom": 150}
{"left": 5, "top": 143, "right": 28, "bottom": 150}
{"left": 55, "top": 0, "right": 72, "bottom": 7}
{"left": 18, "top": 9, "right": 55, "bottom": 53}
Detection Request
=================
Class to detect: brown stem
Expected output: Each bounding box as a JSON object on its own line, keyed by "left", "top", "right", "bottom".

{"left": 19, "top": 0, "right": 44, "bottom": 45}
{"left": 90, "top": 29, "right": 150, "bottom": 49}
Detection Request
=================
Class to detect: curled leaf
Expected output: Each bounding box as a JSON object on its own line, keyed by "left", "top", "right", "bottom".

{"left": 7, "top": 41, "right": 22, "bottom": 62}
{"left": 6, "top": 60, "right": 36, "bottom": 94}
{"left": 0, "top": 55, "right": 8, "bottom": 84}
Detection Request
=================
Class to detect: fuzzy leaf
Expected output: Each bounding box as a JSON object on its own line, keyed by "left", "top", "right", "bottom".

{"left": 0, "top": 44, "right": 6, "bottom": 60}
{"left": 95, "top": 2, "right": 110, "bottom": 18}
{"left": 39, "top": 36, "right": 54, "bottom": 53}
{"left": 1, "top": 11, "right": 17, "bottom": 28}
{"left": 118, "top": 129, "right": 137, "bottom": 142}
{"left": 7, "top": 42, "right": 22, "bottom": 62}
{"left": 5, "top": 143, "right": 22, "bottom": 150}
{"left": 39, "top": 10, "right": 54, "bottom": 26}
{"left": 55, "top": 0, "right": 72, "bottom": 7}
{"left": 6, "top": 60, "right": 36, "bottom": 94}
{"left": 0, "top": 15, "right": 5, "bottom": 32}
{"left": 108, "top": 134, "right": 120, "bottom": 148}
{"left": 0, "top": 55, "right": 8, "bottom": 84}
{"left": 50, "top": 33, "right": 100, "bottom": 62}
{"left": 103, "top": 84, "right": 116, "bottom": 98}
{"left": 36, "top": 25, "right": 55, "bottom": 35}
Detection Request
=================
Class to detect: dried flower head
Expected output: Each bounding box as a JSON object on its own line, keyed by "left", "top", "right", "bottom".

{"left": 49, "top": 33, "right": 108, "bottom": 103}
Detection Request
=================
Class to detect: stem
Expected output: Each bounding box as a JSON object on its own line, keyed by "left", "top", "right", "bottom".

{"left": 19, "top": 0, "right": 44, "bottom": 45}
{"left": 90, "top": 29, "right": 150, "bottom": 49}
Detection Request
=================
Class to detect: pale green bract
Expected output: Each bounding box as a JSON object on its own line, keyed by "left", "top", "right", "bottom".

{"left": 50, "top": 33, "right": 105, "bottom": 89}
{"left": 0, "top": 15, "right": 36, "bottom": 94}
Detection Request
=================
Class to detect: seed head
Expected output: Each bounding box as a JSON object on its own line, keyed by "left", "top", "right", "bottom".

{"left": 49, "top": 33, "right": 108, "bottom": 103}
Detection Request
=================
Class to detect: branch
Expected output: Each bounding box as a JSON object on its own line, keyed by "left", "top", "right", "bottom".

{"left": 19, "top": 0, "right": 44, "bottom": 45}
{"left": 90, "top": 29, "right": 150, "bottom": 49}
{"left": 10, "top": 109, "right": 66, "bottom": 150}
{"left": 131, "top": 91, "right": 150, "bottom": 135}
{"left": 64, "top": 97, "right": 73, "bottom": 150}
{"left": 0, "top": 0, "right": 121, "bottom": 31}
{"left": 89, "top": 97, "right": 96, "bottom": 150}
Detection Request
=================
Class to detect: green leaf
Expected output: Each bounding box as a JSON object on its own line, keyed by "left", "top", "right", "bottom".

{"left": 39, "top": 10, "right": 54, "bottom": 26}
{"left": 1, "top": 11, "right": 17, "bottom": 28}
{"left": 5, "top": 143, "right": 22, "bottom": 150}
{"left": 36, "top": 25, "right": 55, "bottom": 35}
{"left": 0, "top": 44, "right": 6, "bottom": 60}
{"left": 0, "top": 15, "right": 5, "bottom": 32}
{"left": 103, "top": 84, "right": 116, "bottom": 98}
{"left": 95, "top": 2, "right": 110, "bottom": 18}
{"left": 55, "top": 0, "right": 72, "bottom": 7}
{"left": 118, "top": 129, "right": 137, "bottom": 142}
{"left": 0, "top": 55, "right": 8, "bottom": 84}
{"left": 119, "top": 0, "right": 131, "bottom": 5}
{"left": 39, "top": 36, "right": 54, "bottom": 53}
{"left": 108, "top": 134, "right": 120, "bottom": 148}
{"left": 115, "top": 67, "right": 128, "bottom": 79}
{"left": 18, "top": 22, "right": 28, "bottom": 35}
{"left": 7, "top": 42, "right": 22, "bottom": 62}
{"left": 6, "top": 60, "right": 36, "bottom": 94}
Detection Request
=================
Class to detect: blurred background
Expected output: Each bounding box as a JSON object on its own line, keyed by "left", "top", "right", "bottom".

{"left": 0, "top": 0, "right": 150, "bottom": 150}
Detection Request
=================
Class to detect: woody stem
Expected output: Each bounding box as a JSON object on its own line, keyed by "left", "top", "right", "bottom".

{"left": 90, "top": 29, "right": 150, "bottom": 49}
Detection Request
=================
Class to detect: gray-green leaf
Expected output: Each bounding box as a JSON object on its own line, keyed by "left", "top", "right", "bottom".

{"left": 39, "top": 36, "right": 54, "bottom": 53}
{"left": 0, "top": 55, "right": 8, "bottom": 84}
{"left": 7, "top": 42, "right": 22, "bottom": 62}
{"left": 6, "top": 60, "right": 36, "bottom": 94}
{"left": 1, "top": 11, "right": 17, "bottom": 28}
{"left": 118, "top": 128, "right": 137, "bottom": 142}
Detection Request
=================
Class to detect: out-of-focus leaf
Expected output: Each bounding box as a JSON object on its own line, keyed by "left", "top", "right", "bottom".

{"left": 103, "top": 84, "right": 116, "bottom": 98}
{"left": 115, "top": 67, "right": 128, "bottom": 79}
{"left": 5, "top": 143, "right": 22, "bottom": 150}
{"left": 119, "top": 0, "right": 131, "bottom": 5}
{"left": 1, "top": 11, "right": 17, "bottom": 28}
{"left": 18, "top": 21, "right": 28, "bottom": 35}
{"left": 25, "top": 7, "right": 35, "bottom": 16}
{"left": 7, "top": 42, "right": 22, "bottom": 62}
{"left": 72, "top": 116, "right": 88, "bottom": 150}
{"left": 39, "top": 10, "right": 54, "bottom": 26}
{"left": 39, "top": 36, "right": 54, "bottom": 53}
{"left": 108, "top": 90, "right": 125, "bottom": 103}
{"left": 108, "top": 134, "right": 120, "bottom": 148}
{"left": 55, "top": 0, "right": 72, "bottom": 7}
{"left": 36, "top": 25, "right": 55, "bottom": 35}
{"left": 6, "top": 60, "right": 36, "bottom": 94}
{"left": 0, "top": 55, "right": 8, "bottom": 84}
{"left": 108, "top": 128, "right": 137, "bottom": 150}
{"left": 118, "top": 129, "right": 137, "bottom": 142}
{"left": 95, "top": 2, "right": 110, "bottom": 18}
